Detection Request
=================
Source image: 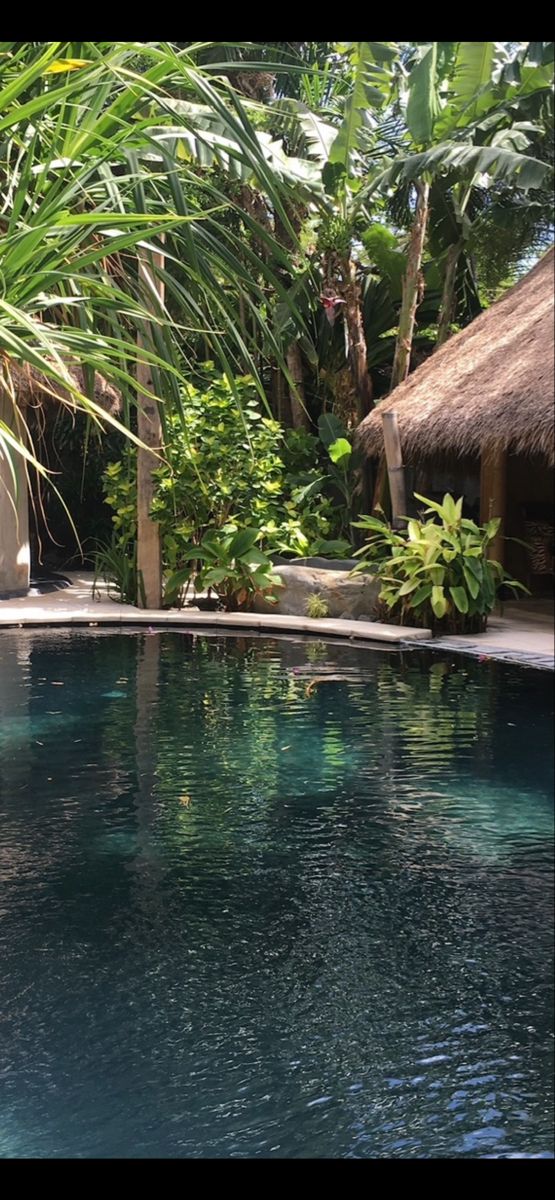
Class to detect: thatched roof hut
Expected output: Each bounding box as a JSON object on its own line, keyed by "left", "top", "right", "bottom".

{"left": 1, "top": 358, "right": 122, "bottom": 417}
{"left": 357, "top": 246, "right": 555, "bottom": 467}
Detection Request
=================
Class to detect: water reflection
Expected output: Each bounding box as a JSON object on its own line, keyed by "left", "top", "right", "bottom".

{"left": 0, "top": 629, "right": 552, "bottom": 1158}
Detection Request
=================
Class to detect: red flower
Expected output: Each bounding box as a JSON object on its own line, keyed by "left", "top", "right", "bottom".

{"left": 320, "top": 294, "right": 345, "bottom": 326}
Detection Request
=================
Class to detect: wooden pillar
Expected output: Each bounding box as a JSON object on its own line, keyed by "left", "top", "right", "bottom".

{"left": 480, "top": 444, "right": 507, "bottom": 565}
{"left": 0, "top": 396, "right": 30, "bottom": 597}
{"left": 137, "top": 247, "right": 164, "bottom": 609}
{"left": 382, "top": 411, "right": 407, "bottom": 528}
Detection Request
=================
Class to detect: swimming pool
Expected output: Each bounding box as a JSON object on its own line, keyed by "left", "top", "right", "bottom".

{"left": 0, "top": 629, "right": 553, "bottom": 1158}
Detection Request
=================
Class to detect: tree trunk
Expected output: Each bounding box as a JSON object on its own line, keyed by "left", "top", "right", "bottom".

{"left": 436, "top": 242, "right": 460, "bottom": 348}
{"left": 381, "top": 411, "right": 407, "bottom": 528}
{"left": 390, "top": 180, "right": 430, "bottom": 391}
{"left": 372, "top": 180, "right": 429, "bottom": 514}
{"left": 341, "top": 256, "right": 373, "bottom": 422}
{"left": 371, "top": 454, "right": 388, "bottom": 514}
{"left": 137, "top": 247, "right": 164, "bottom": 609}
{"left": 286, "top": 341, "right": 309, "bottom": 429}
{"left": 274, "top": 203, "right": 310, "bottom": 430}
{"left": 270, "top": 364, "right": 290, "bottom": 424}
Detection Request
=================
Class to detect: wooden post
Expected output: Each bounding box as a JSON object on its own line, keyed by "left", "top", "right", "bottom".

{"left": 137, "top": 246, "right": 164, "bottom": 609}
{"left": 382, "top": 411, "right": 407, "bottom": 528}
{"left": 480, "top": 444, "right": 507, "bottom": 566}
{"left": 371, "top": 454, "right": 388, "bottom": 514}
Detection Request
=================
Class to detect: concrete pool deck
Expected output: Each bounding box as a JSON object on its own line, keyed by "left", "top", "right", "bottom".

{"left": 418, "top": 600, "right": 554, "bottom": 670}
{"left": 0, "top": 574, "right": 553, "bottom": 668}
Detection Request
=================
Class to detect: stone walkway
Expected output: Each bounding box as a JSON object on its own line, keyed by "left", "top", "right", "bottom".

{"left": 415, "top": 601, "right": 554, "bottom": 671}
{"left": 0, "top": 575, "right": 552, "bottom": 668}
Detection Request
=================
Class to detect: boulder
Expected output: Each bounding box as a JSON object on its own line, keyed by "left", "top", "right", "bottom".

{"left": 254, "top": 563, "right": 380, "bottom": 619}
{"left": 272, "top": 555, "right": 360, "bottom": 572}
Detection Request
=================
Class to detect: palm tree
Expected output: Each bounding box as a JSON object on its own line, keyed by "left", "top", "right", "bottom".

{"left": 0, "top": 41, "right": 312, "bottom": 602}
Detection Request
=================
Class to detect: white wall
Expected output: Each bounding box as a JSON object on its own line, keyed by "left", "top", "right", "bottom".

{"left": 0, "top": 395, "right": 30, "bottom": 596}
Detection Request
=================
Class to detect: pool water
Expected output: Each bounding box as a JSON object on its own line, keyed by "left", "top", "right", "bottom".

{"left": 0, "top": 630, "right": 553, "bottom": 1159}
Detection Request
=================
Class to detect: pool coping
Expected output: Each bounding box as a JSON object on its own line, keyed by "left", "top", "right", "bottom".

{"left": 1, "top": 612, "right": 552, "bottom": 670}
{"left": 404, "top": 636, "right": 555, "bottom": 672}
{"left": 1, "top": 580, "right": 553, "bottom": 669}
{"left": 0, "top": 606, "right": 431, "bottom": 645}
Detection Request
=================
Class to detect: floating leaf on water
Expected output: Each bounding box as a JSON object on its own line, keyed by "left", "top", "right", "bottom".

{"left": 305, "top": 675, "right": 350, "bottom": 696}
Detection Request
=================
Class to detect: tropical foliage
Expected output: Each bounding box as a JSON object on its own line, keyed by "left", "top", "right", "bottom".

{"left": 352, "top": 493, "right": 529, "bottom": 633}
{"left": 0, "top": 41, "right": 552, "bottom": 597}
{"left": 0, "top": 41, "right": 311, "bottom": 475}
{"left": 305, "top": 593, "right": 330, "bottom": 618}
{"left": 99, "top": 367, "right": 354, "bottom": 593}
{"left": 164, "top": 527, "right": 282, "bottom": 612}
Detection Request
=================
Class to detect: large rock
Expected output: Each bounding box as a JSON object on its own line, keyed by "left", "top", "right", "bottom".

{"left": 253, "top": 563, "right": 379, "bottom": 619}
{"left": 272, "top": 555, "right": 360, "bottom": 572}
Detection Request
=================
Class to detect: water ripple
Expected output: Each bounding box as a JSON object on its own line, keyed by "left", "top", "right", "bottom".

{"left": 0, "top": 630, "right": 552, "bottom": 1158}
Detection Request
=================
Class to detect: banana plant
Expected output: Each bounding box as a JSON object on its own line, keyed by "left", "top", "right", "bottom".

{"left": 267, "top": 42, "right": 400, "bottom": 423}
{"left": 265, "top": 41, "right": 552, "bottom": 426}
{"left": 364, "top": 41, "right": 553, "bottom": 386}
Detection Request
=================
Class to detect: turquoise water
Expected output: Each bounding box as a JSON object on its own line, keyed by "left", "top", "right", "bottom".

{"left": 0, "top": 629, "right": 553, "bottom": 1159}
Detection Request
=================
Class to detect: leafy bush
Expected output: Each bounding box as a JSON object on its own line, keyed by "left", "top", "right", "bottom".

{"left": 276, "top": 412, "right": 361, "bottom": 554}
{"left": 352, "top": 492, "right": 528, "bottom": 633}
{"left": 164, "top": 527, "right": 282, "bottom": 612}
{"left": 102, "top": 367, "right": 346, "bottom": 569}
{"left": 102, "top": 368, "right": 360, "bottom": 600}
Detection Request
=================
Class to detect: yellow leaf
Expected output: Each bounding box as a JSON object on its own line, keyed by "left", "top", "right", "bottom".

{"left": 44, "top": 59, "right": 92, "bottom": 74}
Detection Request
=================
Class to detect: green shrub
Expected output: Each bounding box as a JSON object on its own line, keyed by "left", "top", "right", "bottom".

{"left": 352, "top": 492, "right": 528, "bottom": 634}
{"left": 102, "top": 367, "right": 345, "bottom": 569}
{"left": 102, "top": 368, "right": 360, "bottom": 593}
{"left": 164, "top": 527, "right": 282, "bottom": 612}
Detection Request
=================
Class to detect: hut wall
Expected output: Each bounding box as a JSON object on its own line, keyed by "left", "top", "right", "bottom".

{"left": 409, "top": 453, "right": 480, "bottom": 520}
{"left": 505, "top": 454, "right": 554, "bottom": 588}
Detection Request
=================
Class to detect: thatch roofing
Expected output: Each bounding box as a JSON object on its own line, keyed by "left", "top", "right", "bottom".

{"left": 357, "top": 246, "right": 555, "bottom": 466}
{"left": 1, "top": 358, "right": 122, "bottom": 417}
